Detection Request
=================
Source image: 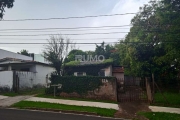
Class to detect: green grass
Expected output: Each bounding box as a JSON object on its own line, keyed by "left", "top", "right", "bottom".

{"left": 153, "top": 92, "right": 180, "bottom": 108}
{"left": 12, "top": 101, "right": 117, "bottom": 117}
{"left": 36, "top": 94, "right": 118, "bottom": 104}
{"left": 1, "top": 88, "right": 45, "bottom": 97}
{"left": 138, "top": 112, "right": 180, "bottom": 120}
{"left": 2, "top": 92, "right": 19, "bottom": 97}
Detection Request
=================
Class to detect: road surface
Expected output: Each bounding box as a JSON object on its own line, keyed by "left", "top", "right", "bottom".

{"left": 0, "top": 108, "right": 123, "bottom": 120}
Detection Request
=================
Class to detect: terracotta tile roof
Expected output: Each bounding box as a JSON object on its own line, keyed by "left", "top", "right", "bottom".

{"left": 112, "top": 66, "right": 124, "bottom": 73}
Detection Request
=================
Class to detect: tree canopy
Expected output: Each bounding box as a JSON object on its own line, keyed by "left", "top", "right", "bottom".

{"left": 0, "top": 0, "right": 14, "bottom": 19}
{"left": 116, "top": 0, "right": 180, "bottom": 86}
{"left": 43, "top": 35, "right": 74, "bottom": 76}
{"left": 17, "top": 49, "right": 30, "bottom": 56}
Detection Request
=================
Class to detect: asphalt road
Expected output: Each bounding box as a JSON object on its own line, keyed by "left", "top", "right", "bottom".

{"left": 0, "top": 108, "right": 123, "bottom": 120}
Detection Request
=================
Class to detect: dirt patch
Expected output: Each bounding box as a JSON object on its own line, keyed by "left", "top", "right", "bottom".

{"left": 114, "top": 101, "right": 151, "bottom": 120}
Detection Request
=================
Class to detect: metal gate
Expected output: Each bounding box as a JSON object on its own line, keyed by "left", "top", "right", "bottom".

{"left": 117, "top": 76, "right": 147, "bottom": 102}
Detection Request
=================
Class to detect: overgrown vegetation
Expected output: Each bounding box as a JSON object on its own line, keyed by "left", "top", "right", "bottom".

{"left": 64, "top": 59, "right": 113, "bottom": 76}
{"left": 153, "top": 92, "right": 180, "bottom": 108}
{"left": 65, "top": 58, "right": 113, "bottom": 67}
{"left": 12, "top": 101, "right": 117, "bottom": 117}
{"left": 46, "top": 76, "right": 115, "bottom": 95}
{"left": 115, "top": 0, "right": 180, "bottom": 91}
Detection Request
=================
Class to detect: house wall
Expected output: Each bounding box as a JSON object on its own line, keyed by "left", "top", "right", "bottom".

{"left": 0, "top": 49, "right": 32, "bottom": 60}
{"left": 113, "top": 73, "right": 124, "bottom": 80}
{"left": 30, "top": 65, "right": 36, "bottom": 72}
{"left": 34, "top": 64, "right": 54, "bottom": 86}
{"left": 16, "top": 65, "right": 54, "bottom": 89}
{"left": 0, "top": 71, "right": 13, "bottom": 91}
{"left": 56, "top": 77, "right": 118, "bottom": 102}
{"left": 104, "top": 65, "right": 112, "bottom": 76}
{"left": 16, "top": 71, "right": 35, "bottom": 89}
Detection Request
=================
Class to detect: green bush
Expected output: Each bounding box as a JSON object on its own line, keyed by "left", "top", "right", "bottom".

{"left": 46, "top": 76, "right": 116, "bottom": 95}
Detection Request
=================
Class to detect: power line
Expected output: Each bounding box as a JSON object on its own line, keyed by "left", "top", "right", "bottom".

{"left": 1, "top": 13, "right": 137, "bottom": 22}
{"left": 0, "top": 42, "right": 118, "bottom": 44}
{"left": 0, "top": 38, "right": 123, "bottom": 40}
{"left": 0, "top": 30, "right": 177, "bottom": 36}
{"left": 0, "top": 25, "right": 131, "bottom": 31}
{"left": 0, "top": 44, "right": 96, "bottom": 48}
{"left": 0, "top": 28, "right": 130, "bottom": 33}
{"left": 0, "top": 41, "right": 179, "bottom": 45}
{"left": 0, "top": 32, "right": 128, "bottom": 36}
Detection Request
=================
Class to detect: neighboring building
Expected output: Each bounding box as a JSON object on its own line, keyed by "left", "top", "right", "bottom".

{"left": 32, "top": 54, "right": 49, "bottom": 64}
{"left": 0, "top": 49, "right": 32, "bottom": 61}
{"left": 0, "top": 49, "right": 54, "bottom": 91}
{"left": 0, "top": 49, "right": 49, "bottom": 64}
{"left": 0, "top": 57, "right": 55, "bottom": 91}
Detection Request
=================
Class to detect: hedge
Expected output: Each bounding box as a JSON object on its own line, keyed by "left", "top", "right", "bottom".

{"left": 46, "top": 76, "right": 116, "bottom": 95}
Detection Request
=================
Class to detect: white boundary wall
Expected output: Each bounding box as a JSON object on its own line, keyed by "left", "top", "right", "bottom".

{"left": 0, "top": 71, "right": 13, "bottom": 91}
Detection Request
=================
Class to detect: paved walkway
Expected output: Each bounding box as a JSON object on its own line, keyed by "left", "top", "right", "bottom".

{"left": 0, "top": 95, "right": 33, "bottom": 107}
{"left": 25, "top": 97, "right": 119, "bottom": 110}
{"left": 149, "top": 106, "right": 180, "bottom": 114}
{"left": 0, "top": 95, "right": 9, "bottom": 100}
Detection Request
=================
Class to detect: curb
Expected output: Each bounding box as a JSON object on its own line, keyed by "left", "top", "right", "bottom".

{"left": 7, "top": 107, "right": 125, "bottom": 120}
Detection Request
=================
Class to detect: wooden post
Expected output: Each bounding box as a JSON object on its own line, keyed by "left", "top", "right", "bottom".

{"left": 146, "top": 77, "right": 153, "bottom": 103}
{"left": 152, "top": 73, "right": 155, "bottom": 102}
{"left": 54, "top": 86, "right": 56, "bottom": 97}
{"left": 51, "top": 84, "right": 62, "bottom": 97}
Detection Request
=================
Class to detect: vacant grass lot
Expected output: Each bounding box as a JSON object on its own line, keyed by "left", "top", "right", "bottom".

{"left": 138, "top": 112, "right": 180, "bottom": 120}
{"left": 12, "top": 101, "right": 117, "bottom": 117}
{"left": 153, "top": 92, "right": 180, "bottom": 108}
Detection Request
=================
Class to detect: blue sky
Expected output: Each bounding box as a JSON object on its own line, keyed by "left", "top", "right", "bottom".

{"left": 0, "top": 0, "right": 149, "bottom": 54}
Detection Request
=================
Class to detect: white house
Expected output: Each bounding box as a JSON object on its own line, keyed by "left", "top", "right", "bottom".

{"left": 0, "top": 49, "right": 55, "bottom": 91}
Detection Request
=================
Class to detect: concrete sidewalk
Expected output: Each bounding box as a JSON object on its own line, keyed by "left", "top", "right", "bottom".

{"left": 0, "top": 95, "right": 33, "bottom": 107}
{"left": 149, "top": 106, "right": 180, "bottom": 114}
{"left": 0, "top": 95, "right": 9, "bottom": 100}
{"left": 25, "top": 97, "right": 119, "bottom": 110}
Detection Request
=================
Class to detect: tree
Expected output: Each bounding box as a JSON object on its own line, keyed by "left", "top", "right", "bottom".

{"left": 66, "top": 49, "right": 87, "bottom": 62}
{"left": 0, "top": 0, "right": 14, "bottom": 19}
{"left": 115, "top": 0, "right": 180, "bottom": 89}
{"left": 43, "top": 35, "right": 74, "bottom": 76}
{"left": 95, "top": 42, "right": 115, "bottom": 58}
{"left": 17, "top": 49, "right": 30, "bottom": 56}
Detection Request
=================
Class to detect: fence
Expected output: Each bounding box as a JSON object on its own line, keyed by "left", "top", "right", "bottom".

{"left": 117, "top": 76, "right": 147, "bottom": 102}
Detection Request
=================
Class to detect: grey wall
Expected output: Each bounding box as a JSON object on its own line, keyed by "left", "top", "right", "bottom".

{"left": 34, "top": 64, "right": 54, "bottom": 86}
{"left": 17, "top": 64, "right": 54, "bottom": 89}
{"left": 0, "top": 49, "right": 32, "bottom": 60}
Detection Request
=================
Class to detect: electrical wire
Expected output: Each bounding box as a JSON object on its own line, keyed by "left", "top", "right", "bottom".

{"left": 0, "top": 25, "right": 131, "bottom": 31}
{"left": 0, "top": 38, "right": 124, "bottom": 40}
{"left": 0, "top": 32, "right": 128, "bottom": 36}
{"left": 1, "top": 13, "right": 137, "bottom": 22}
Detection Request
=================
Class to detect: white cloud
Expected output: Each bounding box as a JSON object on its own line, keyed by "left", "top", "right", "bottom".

{"left": 0, "top": 0, "right": 149, "bottom": 53}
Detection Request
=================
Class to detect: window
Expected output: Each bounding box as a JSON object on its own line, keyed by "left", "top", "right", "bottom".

{"left": 99, "top": 70, "right": 105, "bottom": 76}
{"left": 20, "top": 68, "right": 30, "bottom": 71}
{"left": 74, "top": 72, "right": 86, "bottom": 76}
